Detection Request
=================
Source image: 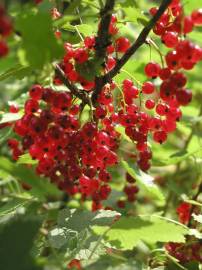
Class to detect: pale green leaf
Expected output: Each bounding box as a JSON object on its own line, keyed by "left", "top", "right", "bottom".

{"left": 121, "top": 160, "right": 165, "bottom": 205}
{"left": 94, "top": 216, "right": 188, "bottom": 250}
{"left": 76, "top": 24, "right": 94, "bottom": 36}
{"left": 17, "top": 154, "right": 38, "bottom": 165}
{"left": 0, "top": 113, "right": 22, "bottom": 124}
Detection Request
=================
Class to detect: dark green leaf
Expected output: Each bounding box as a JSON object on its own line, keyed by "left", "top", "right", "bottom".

{"left": 0, "top": 157, "right": 61, "bottom": 200}
{"left": 0, "top": 215, "right": 42, "bottom": 270}
{"left": 16, "top": 8, "right": 64, "bottom": 69}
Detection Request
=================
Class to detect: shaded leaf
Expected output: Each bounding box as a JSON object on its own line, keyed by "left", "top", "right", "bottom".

{"left": 16, "top": 7, "right": 63, "bottom": 69}
{"left": 0, "top": 112, "right": 22, "bottom": 124}
{"left": 0, "top": 197, "right": 30, "bottom": 217}
{"left": 0, "top": 157, "right": 61, "bottom": 200}
{"left": 0, "top": 215, "right": 42, "bottom": 270}
{"left": 0, "top": 65, "right": 31, "bottom": 81}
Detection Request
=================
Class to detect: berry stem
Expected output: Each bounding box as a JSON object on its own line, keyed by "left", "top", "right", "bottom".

{"left": 54, "top": 64, "right": 89, "bottom": 104}
{"left": 95, "top": 0, "right": 115, "bottom": 59}
{"left": 92, "top": 0, "right": 172, "bottom": 103}
{"left": 147, "top": 38, "right": 165, "bottom": 68}
{"left": 121, "top": 68, "right": 143, "bottom": 86}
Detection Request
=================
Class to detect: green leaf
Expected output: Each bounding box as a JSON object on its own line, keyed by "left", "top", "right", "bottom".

{"left": 120, "top": 0, "right": 138, "bottom": 8}
{"left": 94, "top": 216, "right": 188, "bottom": 250}
{"left": 153, "top": 149, "right": 200, "bottom": 166}
{"left": 0, "top": 215, "right": 42, "bottom": 270}
{"left": 0, "top": 197, "right": 30, "bottom": 217}
{"left": 76, "top": 24, "right": 94, "bottom": 36}
{"left": 0, "top": 126, "right": 13, "bottom": 145}
{"left": 122, "top": 6, "right": 149, "bottom": 25}
{"left": 49, "top": 227, "right": 77, "bottom": 249}
{"left": 16, "top": 7, "right": 64, "bottom": 69}
{"left": 0, "top": 112, "right": 22, "bottom": 124}
{"left": 75, "top": 58, "right": 103, "bottom": 81}
{"left": 0, "top": 157, "right": 61, "bottom": 200}
{"left": 57, "top": 208, "right": 120, "bottom": 231}
{"left": 0, "top": 65, "right": 31, "bottom": 81}
{"left": 84, "top": 256, "right": 143, "bottom": 270}
{"left": 75, "top": 234, "right": 105, "bottom": 260}
{"left": 17, "top": 153, "right": 38, "bottom": 165}
{"left": 115, "top": 125, "right": 133, "bottom": 142}
{"left": 121, "top": 160, "right": 165, "bottom": 205}
{"left": 63, "top": 0, "right": 82, "bottom": 14}
{"left": 49, "top": 209, "right": 120, "bottom": 257}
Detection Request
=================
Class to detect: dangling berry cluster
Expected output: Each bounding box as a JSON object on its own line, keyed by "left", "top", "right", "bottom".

{"left": 117, "top": 173, "right": 139, "bottom": 209}
{"left": 53, "top": 14, "right": 130, "bottom": 90}
{"left": 5, "top": 1, "right": 202, "bottom": 208}
{"left": 0, "top": 4, "right": 12, "bottom": 58}
{"left": 165, "top": 202, "right": 202, "bottom": 264}
{"left": 8, "top": 85, "right": 120, "bottom": 210}
{"left": 165, "top": 242, "right": 202, "bottom": 263}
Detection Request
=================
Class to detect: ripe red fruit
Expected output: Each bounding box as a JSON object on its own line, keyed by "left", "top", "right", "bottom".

{"left": 74, "top": 48, "right": 88, "bottom": 63}
{"left": 159, "top": 68, "right": 171, "bottom": 80}
{"left": 29, "top": 85, "right": 43, "bottom": 100}
{"left": 165, "top": 50, "right": 180, "bottom": 70}
{"left": 84, "top": 36, "right": 95, "bottom": 49}
{"left": 183, "top": 16, "right": 194, "bottom": 34}
{"left": 153, "top": 131, "right": 167, "bottom": 144}
{"left": 162, "top": 31, "right": 178, "bottom": 48}
{"left": 191, "top": 9, "right": 202, "bottom": 25}
{"left": 176, "top": 89, "right": 192, "bottom": 105}
{"left": 156, "top": 103, "right": 167, "bottom": 116}
{"left": 24, "top": 99, "right": 39, "bottom": 114}
{"left": 145, "top": 99, "right": 155, "bottom": 110}
{"left": 115, "top": 37, "right": 131, "bottom": 53}
{"left": 106, "top": 56, "right": 116, "bottom": 70}
{"left": 0, "top": 16, "right": 12, "bottom": 37}
{"left": 142, "top": 81, "right": 155, "bottom": 94}
{"left": 177, "top": 202, "right": 191, "bottom": 224}
{"left": 144, "top": 62, "right": 160, "bottom": 78}
{"left": 67, "top": 259, "right": 82, "bottom": 270}
{"left": 0, "top": 40, "right": 9, "bottom": 57}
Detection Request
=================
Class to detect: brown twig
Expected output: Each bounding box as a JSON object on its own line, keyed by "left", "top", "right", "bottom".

{"left": 94, "top": 0, "right": 115, "bottom": 59}
{"left": 93, "top": 0, "right": 115, "bottom": 105}
{"left": 92, "top": 0, "right": 172, "bottom": 103}
{"left": 54, "top": 64, "right": 89, "bottom": 104}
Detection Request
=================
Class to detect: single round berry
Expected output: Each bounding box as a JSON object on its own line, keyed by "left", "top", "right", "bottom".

{"left": 142, "top": 81, "right": 155, "bottom": 94}
{"left": 144, "top": 62, "right": 161, "bottom": 78}
{"left": 115, "top": 37, "right": 131, "bottom": 53}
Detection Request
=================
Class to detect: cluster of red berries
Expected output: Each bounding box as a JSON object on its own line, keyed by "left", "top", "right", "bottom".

{"left": 5, "top": 1, "right": 202, "bottom": 207}
{"left": 176, "top": 202, "right": 191, "bottom": 224}
{"left": 0, "top": 4, "right": 12, "bottom": 58}
{"left": 53, "top": 14, "right": 130, "bottom": 89}
{"left": 52, "top": 3, "right": 202, "bottom": 172}
{"left": 165, "top": 202, "right": 202, "bottom": 264}
{"left": 165, "top": 241, "right": 202, "bottom": 263}
{"left": 34, "top": 0, "right": 43, "bottom": 4}
{"left": 8, "top": 85, "right": 121, "bottom": 210}
{"left": 117, "top": 173, "right": 139, "bottom": 208}
{"left": 67, "top": 259, "right": 82, "bottom": 270}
